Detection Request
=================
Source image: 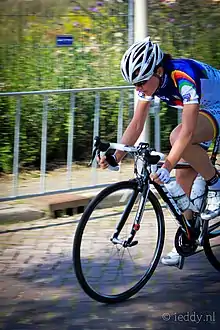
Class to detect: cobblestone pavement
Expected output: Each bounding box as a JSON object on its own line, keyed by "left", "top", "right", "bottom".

{"left": 0, "top": 208, "right": 220, "bottom": 330}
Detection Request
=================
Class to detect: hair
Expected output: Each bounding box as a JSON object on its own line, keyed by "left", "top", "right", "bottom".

{"left": 154, "top": 53, "right": 173, "bottom": 73}
{"left": 163, "top": 53, "right": 173, "bottom": 62}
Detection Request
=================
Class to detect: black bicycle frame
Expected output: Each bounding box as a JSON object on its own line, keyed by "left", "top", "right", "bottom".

{"left": 111, "top": 181, "right": 150, "bottom": 247}
{"left": 152, "top": 181, "right": 194, "bottom": 240}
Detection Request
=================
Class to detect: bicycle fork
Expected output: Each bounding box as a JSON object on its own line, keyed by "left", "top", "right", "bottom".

{"left": 111, "top": 185, "right": 149, "bottom": 248}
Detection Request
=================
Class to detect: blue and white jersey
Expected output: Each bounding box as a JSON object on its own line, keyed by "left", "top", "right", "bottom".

{"left": 138, "top": 58, "right": 220, "bottom": 114}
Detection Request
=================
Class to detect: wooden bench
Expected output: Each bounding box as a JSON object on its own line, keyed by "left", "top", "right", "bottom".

{"left": 48, "top": 194, "right": 92, "bottom": 218}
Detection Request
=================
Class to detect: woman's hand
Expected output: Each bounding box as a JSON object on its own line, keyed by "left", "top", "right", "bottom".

{"left": 97, "top": 155, "right": 108, "bottom": 169}
{"left": 97, "top": 154, "right": 119, "bottom": 170}
{"left": 150, "top": 168, "right": 170, "bottom": 184}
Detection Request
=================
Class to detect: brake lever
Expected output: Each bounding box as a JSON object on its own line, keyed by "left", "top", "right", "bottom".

{"left": 88, "top": 136, "right": 101, "bottom": 167}
{"left": 88, "top": 136, "right": 112, "bottom": 167}
{"left": 88, "top": 148, "right": 96, "bottom": 167}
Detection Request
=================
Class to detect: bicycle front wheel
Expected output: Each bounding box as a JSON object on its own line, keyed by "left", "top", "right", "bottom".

{"left": 73, "top": 180, "right": 165, "bottom": 304}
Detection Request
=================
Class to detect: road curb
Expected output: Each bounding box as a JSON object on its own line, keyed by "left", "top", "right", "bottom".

{"left": 82, "top": 186, "right": 162, "bottom": 209}
{"left": 0, "top": 203, "right": 45, "bottom": 224}
{"left": 0, "top": 187, "right": 162, "bottom": 224}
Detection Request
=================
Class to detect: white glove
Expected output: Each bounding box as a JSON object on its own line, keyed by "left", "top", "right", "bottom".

{"left": 156, "top": 168, "right": 170, "bottom": 183}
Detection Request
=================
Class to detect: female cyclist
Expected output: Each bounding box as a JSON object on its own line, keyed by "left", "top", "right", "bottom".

{"left": 98, "top": 36, "right": 220, "bottom": 267}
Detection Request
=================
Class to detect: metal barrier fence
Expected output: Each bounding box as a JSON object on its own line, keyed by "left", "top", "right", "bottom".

{"left": 0, "top": 86, "right": 162, "bottom": 202}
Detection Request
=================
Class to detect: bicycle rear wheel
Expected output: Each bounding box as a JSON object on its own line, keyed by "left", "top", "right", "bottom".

{"left": 73, "top": 180, "right": 165, "bottom": 304}
{"left": 203, "top": 215, "right": 220, "bottom": 271}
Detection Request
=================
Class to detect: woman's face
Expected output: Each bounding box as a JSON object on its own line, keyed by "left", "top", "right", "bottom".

{"left": 135, "top": 74, "right": 160, "bottom": 96}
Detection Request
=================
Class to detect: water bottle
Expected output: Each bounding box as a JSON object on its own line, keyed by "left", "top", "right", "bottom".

{"left": 164, "top": 179, "right": 191, "bottom": 212}
{"left": 190, "top": 175, "right": 206, "bottom": 212}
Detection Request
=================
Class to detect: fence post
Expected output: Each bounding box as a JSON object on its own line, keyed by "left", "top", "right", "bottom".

{"left": 93, "top": 92, "right": 100, "bottom": 142}
{"left": 117, "top": 90, "right": 124, "bottom": 142}
{"left": 91, "top": 92, "right": 100, "bottom": 184}
{"left": 134, "top": 0, "right": 149, "bottom": 143}
{"left": 67, "top": 92, "right": 75, "bottom": 187}
{"left": 154, "top": 96, "right": 161, "bottom": 152}
{"left": 128, "top": 0, "right": 134, "bottom": 46}
{"left": 40, "top": 95, "right": 48, "bottom": 193}
{"left": 12, "top": 96, "right": 21, "bottom": 196}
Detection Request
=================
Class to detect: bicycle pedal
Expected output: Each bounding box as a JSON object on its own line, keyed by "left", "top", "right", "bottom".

{"left": 128, "top": 240, "right": 138, "bottom": 247}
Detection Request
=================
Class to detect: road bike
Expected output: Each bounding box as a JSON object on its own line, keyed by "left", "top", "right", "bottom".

{"left": 73, "top": 136, "right": 220, "bottom": 304}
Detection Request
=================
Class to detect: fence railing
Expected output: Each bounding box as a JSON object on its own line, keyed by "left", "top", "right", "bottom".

{"left": 0, "top": 86, "right": 162, "bottom": 202}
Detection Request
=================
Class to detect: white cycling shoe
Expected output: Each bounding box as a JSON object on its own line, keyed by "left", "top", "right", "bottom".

{"left": 201, "top": 190, "right": 220, "bottom": 221}
{"left": 161, "top": 247, "right": 184, "bottom": 269}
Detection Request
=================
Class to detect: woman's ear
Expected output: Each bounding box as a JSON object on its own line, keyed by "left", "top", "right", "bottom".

{"left": 156, "top": 66, "right": 164, "bottom": 77}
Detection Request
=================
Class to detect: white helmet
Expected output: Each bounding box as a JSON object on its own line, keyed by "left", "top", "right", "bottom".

{"left": 120, "top": 36, "right": 164, "bottom": 84}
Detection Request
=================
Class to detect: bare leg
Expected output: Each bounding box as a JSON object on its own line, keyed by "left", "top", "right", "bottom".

{"left": 170, "top": 113, "right": 215, "bottom": 195}
{"left": 180, "top": 144, "right": 215, "bottom": 181}
{"left": 170, "top": 113, "right": 216, "bottom": 221}
{"left": 162, "top": 113, "right": 218, "bottom": 266}
{"left": 175, "top": 164, "right": 197, "bottom": 196}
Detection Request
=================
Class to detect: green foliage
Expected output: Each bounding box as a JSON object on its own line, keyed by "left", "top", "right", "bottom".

{"left": 1, "top": 0, "right": 220, "bottom": 172}
{"left": 148, "top": 0, "right": 220, "bottom": 67}
{"left": 0, "top": 97, "right": 15, "bottom": 172}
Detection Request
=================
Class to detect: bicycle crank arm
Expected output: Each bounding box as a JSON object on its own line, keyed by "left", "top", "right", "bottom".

{"left": 125, "top": 240, "right": 138, "bottom": 247}
{"left": 111, "top": 237, "right": 138, "bottom": 247}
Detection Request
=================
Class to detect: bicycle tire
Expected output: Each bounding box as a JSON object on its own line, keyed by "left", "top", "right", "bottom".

{"left": 73, "top": 180, "right": 165, "bottom": 304}
{"left": 203, "top": 218, "right": 220, "bottom": 271}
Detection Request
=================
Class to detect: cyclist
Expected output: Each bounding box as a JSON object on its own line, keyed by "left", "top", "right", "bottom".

{"left": 99, "top": 37, "right": 220, "bottom": 265}
{"left": 98, "top": 36, "right": 220, "bottom": 267}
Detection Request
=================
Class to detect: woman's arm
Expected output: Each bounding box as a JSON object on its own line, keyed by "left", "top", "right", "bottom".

{"left": 162, "top": 103, "right": 200, "bottom": 172}
{"left": 114, "top": 100, "right": 151, "bottom": 162}
{"left": 98, "top": 100, "right": 151, "bottom": 169}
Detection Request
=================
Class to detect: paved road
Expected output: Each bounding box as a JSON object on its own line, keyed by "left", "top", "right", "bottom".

{"left": 0, "top": 209, "right": 220, "bottom": 330}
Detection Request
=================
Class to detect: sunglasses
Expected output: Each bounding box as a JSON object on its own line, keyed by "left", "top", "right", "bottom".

{"left": 134, "top": 79, "right": 149, "bottom": 87}
{"left": 134, "top": 72, "right": 161, "bottom": 87}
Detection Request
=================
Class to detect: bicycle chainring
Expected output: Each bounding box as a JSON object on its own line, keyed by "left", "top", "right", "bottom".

{"left": 175, "top": 227, "right": 198, "bottom": 257}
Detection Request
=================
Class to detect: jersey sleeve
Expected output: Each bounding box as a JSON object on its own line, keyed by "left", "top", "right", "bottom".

{"left": 137, "top": 91, "right": 153, "bottom": 102}
{"left": 171, "top": 70, "right": 200, "bottom": 105}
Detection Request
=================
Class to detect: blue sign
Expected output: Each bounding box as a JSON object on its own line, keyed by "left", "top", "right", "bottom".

{"left": 56, "top": 35, "right": 73, "bottom": 47}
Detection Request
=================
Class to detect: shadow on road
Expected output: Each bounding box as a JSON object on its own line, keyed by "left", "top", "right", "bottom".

{"left": 1, "top": 247, "right": 220, "bottom": 330}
